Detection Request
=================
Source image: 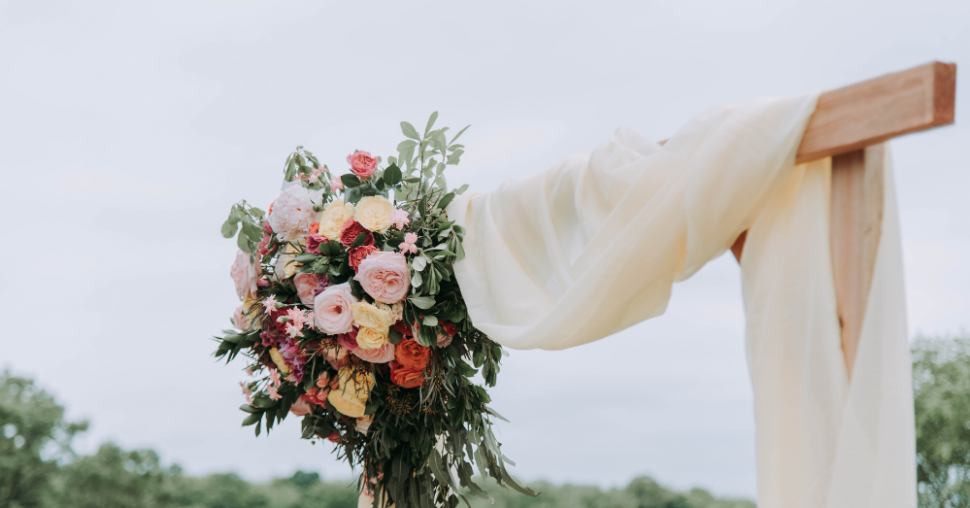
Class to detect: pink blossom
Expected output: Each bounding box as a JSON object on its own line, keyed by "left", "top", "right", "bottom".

{"left": 436, "top": 333, "right": 453, "bottom": 348}
{"left": 352, "top": 341, "right": 396, "bottom": 363}
{"left": 270, "top": 369, "right": 281, "bottom": 387}
{"left": 330, "top": 176, "right": 344, "bottom": 191}
{"left": 285, "top": 323, "right": 304, "bottom": 338}
{"left": 268, "top": 182, "right": 316, "bottom": 241}
{"left": 267, "top": 384, "right": 282, "bottom": 400}
{"left": 294, "top": 273, "right": 328, "bottom": 306}
{"left": 346, "top": 151, "right": 378, "bottom": 178}
{"left": 230, "top": 250, "right": 259, "bottom": 300}
{"left": 262, "top": 295, "right": 278, "bottom": 313}
{"left": 399, "top": 233, "right": 419, "bottom": 254}
{"left": 313, "top": 283, "right": 358, "bottom": 334}
{"left": 389, "top": 209, "right": 410, "bottom": 230}
{"left": 286, "top": 307, "right": 308, "bottom": 330}
{"left": 354, "top": 252, "right": 411, "bottom": 304}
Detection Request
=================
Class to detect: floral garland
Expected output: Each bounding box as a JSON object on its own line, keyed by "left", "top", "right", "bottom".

{"left": 215, "top": 114, "right": 535, "bottom": 507}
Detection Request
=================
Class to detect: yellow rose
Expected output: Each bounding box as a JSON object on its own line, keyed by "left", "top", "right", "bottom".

{"left": 351, "top": 302, "right": 393, "bottom": 334}
{"left": 274, "top": 243, "right": 302, "bottom": 280}
{"left": 327, "top": 367, "right": 375, "bottom": 418}
{"left": 318, "top": 199, "right": 356, "bottom": 240}
{"left": 269, "top": 348, "right": 290, "bottom": 373}
{"left": 374, "top": 301, "right": 404, "bottom": 322}
{"left": 354, "top": 195, "right": 394, "bottom": 233}
{"left": 355, "top": 327, "right": 388, "bottom": 350}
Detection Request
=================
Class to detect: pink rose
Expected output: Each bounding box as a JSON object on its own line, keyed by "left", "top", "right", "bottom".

{"left": 337, "top": 330, "right": 360, "bottom": 352}
{"left": 268, "top": 182, "right": 316, "bottom": 241}
{"left": 294, "top": 273, "right": 329, "bottom": 306}
{"left": 230, "top": 250, "right": 259, "bottom": 300}
{"left": 353, "top": 251, "right": 411, "bottom": 304}
{"left": 347, "top": 151, "right": 378, "bottom": 178}
{"left": 313, "top": 283, "right": 358, "bottom": 334}
{"left": 289, "top": 397, "right": 313, "bottom": 417}
{"left": 352, "top": 341, "right": 396, "bottom": 364}
{"left": 232, "top": 305, "right": 251, "bottom": 329}
{"left": 305, "top": 234, "right": 327, "bottom": 254}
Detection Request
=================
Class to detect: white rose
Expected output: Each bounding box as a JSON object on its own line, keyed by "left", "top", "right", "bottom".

{"left": 268, "top": 182, "right": 315, "bottom": 241}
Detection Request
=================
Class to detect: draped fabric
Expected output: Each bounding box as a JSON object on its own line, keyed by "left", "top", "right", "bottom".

{"left": 447, "top": 96, "right": 916, "bottom": 507}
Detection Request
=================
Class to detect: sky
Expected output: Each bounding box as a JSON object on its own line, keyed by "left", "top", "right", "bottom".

{"left": 0, "top": 0, "right": 968, "bottom": 499}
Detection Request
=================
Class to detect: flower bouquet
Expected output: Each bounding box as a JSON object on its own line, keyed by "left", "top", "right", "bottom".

{"left": 215, "top": 113, "right": 535, "bottom": 507}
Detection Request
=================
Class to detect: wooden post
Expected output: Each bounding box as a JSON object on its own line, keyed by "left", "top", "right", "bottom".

{"left": 830, "top": 144, "right": 885, "bottom": 379}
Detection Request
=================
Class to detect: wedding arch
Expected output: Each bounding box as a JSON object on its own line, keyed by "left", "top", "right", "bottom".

{"left": 448, "top": 61, "right": 956, "bottom": 507}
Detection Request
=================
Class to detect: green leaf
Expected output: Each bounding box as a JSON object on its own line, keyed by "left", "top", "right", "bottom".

{"left": 424, "top": 111, "right": 438, "bottom": 137}
{"left": 294, "top": 253, "right": 320, "bottom": 263}
{"left": 437, "top": 192, "right": 456, "bottom": 210}
{"left": 242, "top": 412, "right": 262, "bottom": 427}
{"left": 450, "top": 125, "right": 471, "bottom": 145}
{"left": 396, "top": 140, "right": 417, "bottom": 151}
{"left": 349, "top": 231, "right": 367, "bottom": 249}
{"left": 341, "top": 174, "right": 361, "bottom": 189}
{"left": 383, "top": 164, "right": 402, "bottom": 187}
{"left": 408, "top": 295, "right": 435, "bottom": 309}
{"left": 237, "top": 233, "right": 253, "bottom": 253}
{"left": 388, "top": 326, "right": 404, "bottom": 345}
{"left": 401, "top": 121, "right": 420, "bottom": 140}
{"left": 221, "top": 219, "right": 239, "bottom": 239}
{"left": 422, "top": 315, "right": 438, "bottom": 327}
{"left": 411, "top": 256, "right": 428, "bottom": 271}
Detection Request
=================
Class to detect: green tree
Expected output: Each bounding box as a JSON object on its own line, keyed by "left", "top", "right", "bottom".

{"left": 914, "top": 334, "right": 970, "bottom": 508}
{"left": 0, "top": 370, "right": 86, "bottom": 508}
{"left": 56, "top": 442, "right": 180, "bottom": 508}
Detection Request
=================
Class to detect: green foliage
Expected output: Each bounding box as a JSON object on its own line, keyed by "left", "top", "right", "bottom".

{"left": 913, "top": 333, "right": 970, "bottom": 508}
{"left": 0, "top": 370, "right": 87, "bottom": 508}
{"left": 56, "top": 443, "right": 180, "bottom": 508}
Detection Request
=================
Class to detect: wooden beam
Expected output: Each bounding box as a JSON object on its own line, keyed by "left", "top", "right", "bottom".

{"left": 796, "top": 61, "right": 956, "bottom": 163}
{"left": 830, "top": 144, "right": 885, "bottom": 379}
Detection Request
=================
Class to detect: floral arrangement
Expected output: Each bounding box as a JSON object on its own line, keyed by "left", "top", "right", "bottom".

{"left": 215, "top": 113, "right": 534, "bottom": 507}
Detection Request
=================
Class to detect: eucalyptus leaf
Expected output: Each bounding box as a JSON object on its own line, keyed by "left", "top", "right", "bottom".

{"left": 408, "top": 295, "right": 435, "bottom": 309}
{"left": 401, "top": 121, "right": 420, "bottom": 140}
{"left": 424, "top": 111, "right": 438, "bottom": 137}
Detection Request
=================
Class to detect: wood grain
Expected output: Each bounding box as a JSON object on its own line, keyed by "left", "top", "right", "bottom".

{"left": 796, "top": 61, "right": 956, "bottom": 163}
{"left": 830, "top": 144, "right": 885, "bottom": 379}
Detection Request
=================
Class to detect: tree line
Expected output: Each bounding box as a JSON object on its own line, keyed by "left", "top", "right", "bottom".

{"left": 1, "top": 334, "right": 968, "bottom": 508}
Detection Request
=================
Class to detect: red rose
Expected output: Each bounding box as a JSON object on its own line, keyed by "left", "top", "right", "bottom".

{"left": 349, "top": 246, "right": 378, "bottom": 271}
{"left": 441, "top": 321, "right": 458, "bottom": 336}
{"left": 306, "top": 234, "right": 328, "bottom": 254}
{"left": 392, "top": 320, "right": 414, "bottom": 337}
{"left": 340, "top": 219, "right": 375, "bottom": 247}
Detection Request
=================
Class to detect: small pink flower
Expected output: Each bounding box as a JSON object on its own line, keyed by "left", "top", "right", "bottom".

{"left": 389, "top": 209, "right": 410, "bottom": 230}
{"left": 285, "top": 323, "right": 304, "bottom": 338}
{"left": 347, "top": 151, "right": 378, "bottom": 178}
{"left": 286, "top": 308, "right": 308, "bottom": 330}
{"left": 331, "top": 176, "right": 344, "bottom": 191}
{"left": 267, "top": 384, "right": 282, "bottom": 400}
{"left": 262, "top": 295, "right": 278, "bottom": 313}
{"left": 270, "top": 369, "right": 281, "bottom": 387}
{"left": 399, "top": 232, "right": 419, "bottom": 254}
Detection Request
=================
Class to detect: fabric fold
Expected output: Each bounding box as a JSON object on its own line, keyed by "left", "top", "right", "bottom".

{"left": 448, "top": 94, "right": 916, "bottom": 507}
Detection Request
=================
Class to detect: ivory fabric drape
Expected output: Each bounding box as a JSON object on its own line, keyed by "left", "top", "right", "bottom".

{"left": 447, "top": 96, "right": 916, "bottom": 506}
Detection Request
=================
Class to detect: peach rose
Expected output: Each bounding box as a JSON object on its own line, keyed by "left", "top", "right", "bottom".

{"left": 230, "top": 250, "right": 259, "bottom": 300}
{"left": 317, "top": 199, "right": 356, "bottom": 240}
{"left": 313, "top": 283, "right": 358, "bottom": 334}
{"left": 351, "top": 341, "right": 395, "bottom": 364}
{"left": 354, "top": 195, "right": 394, "bottom": 233}
{"left": 347, "top": 151, "right": 378, "bottom": 178}
{"left": 353, "top": 251, "right": 410, "bottom": 304}
{"left": 294, "top": 273, "right": 328, "bottom": 306}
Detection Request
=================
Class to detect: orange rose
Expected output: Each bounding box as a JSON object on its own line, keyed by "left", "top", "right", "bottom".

{"left": 394, "top": 338, "right": 430, "bottom": 371}
{"left": 390, "top": 367, "right": 425, "bottom": 389}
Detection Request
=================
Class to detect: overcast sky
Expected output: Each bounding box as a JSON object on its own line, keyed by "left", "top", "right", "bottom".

{"left": 1, "top": 0, "right": 968, "bottom": 499}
